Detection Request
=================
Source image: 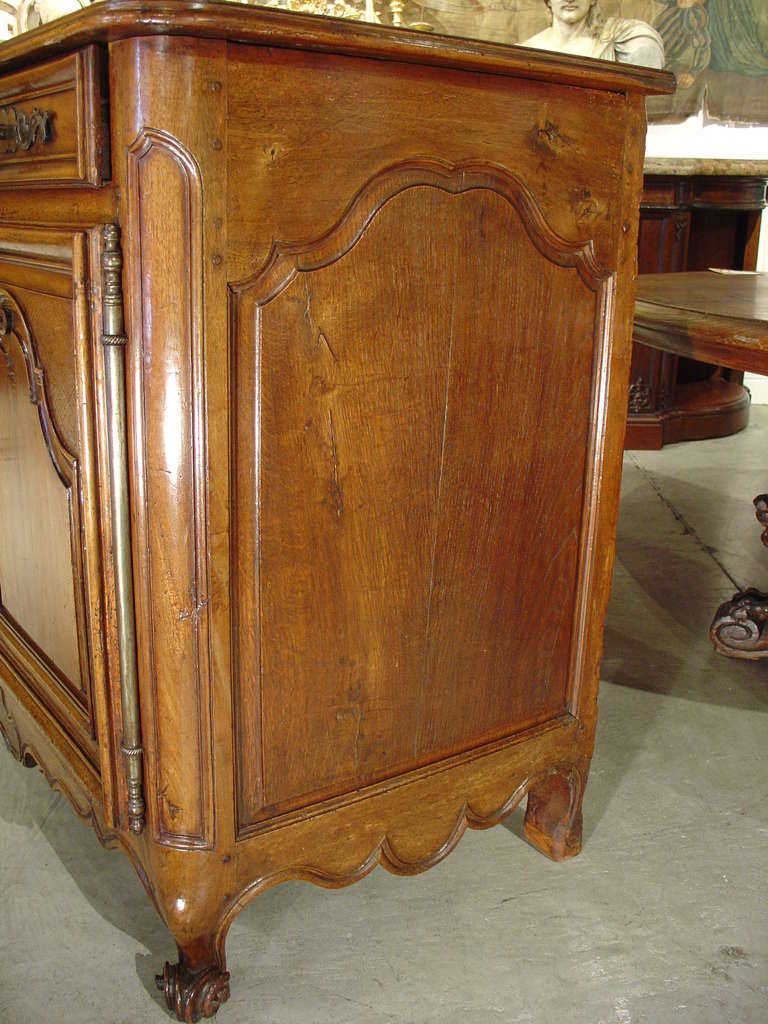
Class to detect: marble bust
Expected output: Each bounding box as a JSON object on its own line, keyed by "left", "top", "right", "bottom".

{"left": 522, "top": 0, "right": 665, "bottom": 69}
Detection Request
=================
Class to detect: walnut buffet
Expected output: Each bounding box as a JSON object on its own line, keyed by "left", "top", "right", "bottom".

{"left": 0, "top": 4, "right": 672, "bottom": 1019}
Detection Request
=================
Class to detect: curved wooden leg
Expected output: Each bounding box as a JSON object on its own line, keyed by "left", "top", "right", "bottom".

{"left": 156, "top": 936, "right": 230, "bottom": 1023}
{"left": 523, "top": 766, "right": 585, "bottom": 862}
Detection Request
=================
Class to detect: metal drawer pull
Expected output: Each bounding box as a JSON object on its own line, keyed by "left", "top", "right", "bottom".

{"left": 0, "top": 105, "right": 52, "bottom": 153}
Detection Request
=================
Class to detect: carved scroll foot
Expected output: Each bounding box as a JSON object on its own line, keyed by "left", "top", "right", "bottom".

{"left": 156, "top": 947, "right": 230, "bottom": 1022}
{"left": 711, "top": 588, "right": 768, "bottom": 660}
{"left": 523, "top": 766, "right": 585, "bottom": 862}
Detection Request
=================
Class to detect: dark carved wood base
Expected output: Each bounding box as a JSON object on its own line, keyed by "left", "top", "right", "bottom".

{"left": 625, "top": 379, "right": 750, "bottom": 451}
{"left": 156, "top": 954, "right": 231, "bottom": 1022}
{"left": 523, "top": 767, "right": 585, "bottom": 862}
{"left": 711, "top": 589, "right": 768, "bottom": 660}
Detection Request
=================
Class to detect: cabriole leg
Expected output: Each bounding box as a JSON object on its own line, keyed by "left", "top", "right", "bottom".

{"left": 523, "top": 765, "right": 586, "bottom": 862}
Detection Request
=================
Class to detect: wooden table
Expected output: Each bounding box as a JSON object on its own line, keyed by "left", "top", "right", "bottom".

{"left": 626, "top": 168, "right": 768, "bottom": 451}
{"left": 634, "top": 271, "right": 768, "bottom": 659}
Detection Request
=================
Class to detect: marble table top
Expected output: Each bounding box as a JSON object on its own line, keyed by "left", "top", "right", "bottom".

{"left": 643, "top": 158, "right": 768, "bottom": 178}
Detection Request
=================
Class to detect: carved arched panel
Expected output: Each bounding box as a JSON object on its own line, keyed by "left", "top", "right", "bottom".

{"left": 0, "top": 289, "right": 91, "bottom": 713}
{"left": 230, "top": 161, "right": 615, "bottom": 833}
{"left": 126, "top": 128, "right": 214, "bottom": 848}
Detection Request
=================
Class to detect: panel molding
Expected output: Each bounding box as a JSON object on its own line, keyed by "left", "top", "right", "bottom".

{"left": 0, "top": 286, "right": 97, "bottom": 761}
{"left": 0, "top": 288, "right": 75, "bottom": 484}
{"left": 230, "top": 159, "right": 615, "bottom": 835}
{"left": 231, "top": 158, "right": 609, "bottom": 299}
{"left": 220, "top": 760, "right": 585, "bottom": 958}
{"left": 126, "top": 127, "right": 214, "bottom": 849}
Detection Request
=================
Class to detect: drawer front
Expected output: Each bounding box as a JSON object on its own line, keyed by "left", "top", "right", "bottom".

{"left": 0, "top": 47, "right": 107, "bottom": 188}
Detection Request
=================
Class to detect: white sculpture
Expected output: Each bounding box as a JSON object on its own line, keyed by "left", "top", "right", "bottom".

{"left": 15, "top": 0, "right": 87, "bottom": 35}
{"left": 522, "top": 0, "right": 665, "bottom": 69}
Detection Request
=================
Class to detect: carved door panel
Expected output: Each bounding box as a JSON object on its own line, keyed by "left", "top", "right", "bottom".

{"left": 0, "top": 229, "right": 102, "bottom": 767}
{"left": 231, "top": 164, "right": 615, "bottom": 833}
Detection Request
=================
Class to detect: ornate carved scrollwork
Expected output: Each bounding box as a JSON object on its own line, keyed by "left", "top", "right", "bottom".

{"left": 710, "top": 589, "right": 768, "bottom": 660}
{"left": 628, "top": 375, "right": 651, "bottom": 414}
{"left": 710, "top": 494, "right": 768, "bottom": 659}
{"left": 0, "top": 301, "right": 13, "bottom": 383}
{"left": 0, "top": 105, "right": 52, "bottom": 154}
{"left": 156, "top": 960, "right": 231, "bottom": 1023}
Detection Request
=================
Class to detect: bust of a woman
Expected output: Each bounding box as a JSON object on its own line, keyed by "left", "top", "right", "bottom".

{"left": 522, "top": 0, "right": 665, "bottom": 69}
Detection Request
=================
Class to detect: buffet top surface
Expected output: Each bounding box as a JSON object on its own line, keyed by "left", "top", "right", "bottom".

{"left": 0, "top": 0, "right": 674, "bottom": 95}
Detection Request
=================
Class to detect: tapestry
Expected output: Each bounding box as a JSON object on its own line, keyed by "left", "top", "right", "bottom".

{"left": 6, "top": 0, "right": 768, "bottom": 124}
{"left": 418, "top": 0, "right": 768, "bottom": 124}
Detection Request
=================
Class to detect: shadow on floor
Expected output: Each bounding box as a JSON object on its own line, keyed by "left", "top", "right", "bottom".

{"left": 0, "top": 747, "right": 314, "bottom": 1011}
{"left": 0, "top": 755, "right": 171, "bottom": 1012}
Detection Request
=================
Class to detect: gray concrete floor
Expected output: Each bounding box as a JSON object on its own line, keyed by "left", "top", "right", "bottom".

{"left": 2, "top": 411, "right": 767, "bottom": 1024}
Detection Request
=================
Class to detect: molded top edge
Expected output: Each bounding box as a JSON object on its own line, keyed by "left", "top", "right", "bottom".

{"left": 0, "top": 0, "right": 675, "bottom": 95}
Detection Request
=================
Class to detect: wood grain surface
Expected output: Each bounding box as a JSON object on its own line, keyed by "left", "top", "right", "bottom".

{"left": 232, "top": 165, "right": 611, "bottom": 828}
{"left": 0, "top": 48, "right": 107, "bottom": 187}
{"left": 0, "top": 4, "right": 671, "bottom": 1017}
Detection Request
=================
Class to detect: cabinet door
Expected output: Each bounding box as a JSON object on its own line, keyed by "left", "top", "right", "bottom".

{"left": 0, "top": 227, "right": 103, "bottom": 767}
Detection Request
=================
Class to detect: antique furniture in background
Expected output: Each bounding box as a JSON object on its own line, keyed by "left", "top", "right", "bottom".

{"left": 627, "top": 162, "right": 768, "bottom": 450}
{"left": 634, "top": 270, "right": 768, "bottom": 660}
{"left": 0, "top": 3, "right": 672, "bottom": 1018}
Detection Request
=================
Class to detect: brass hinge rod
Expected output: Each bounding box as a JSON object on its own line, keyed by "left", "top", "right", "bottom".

{"left": 101, "top": 223, "right": 145, "bottom": 835}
